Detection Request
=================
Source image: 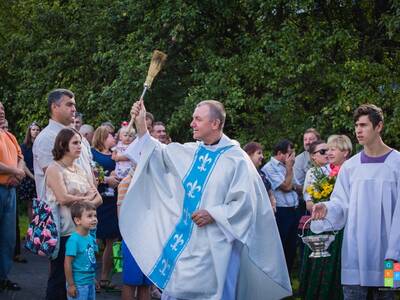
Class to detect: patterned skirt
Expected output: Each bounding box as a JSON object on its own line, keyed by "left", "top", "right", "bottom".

{"left": 17, "top": 177, "right": 37, "bottom": 202}
{"left": 299, "top": 229, "right": 344, "bottom": 300}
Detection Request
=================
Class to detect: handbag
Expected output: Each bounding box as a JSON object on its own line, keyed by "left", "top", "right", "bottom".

{"left": 24, "top": 174, "right": 61, "bottom": 260}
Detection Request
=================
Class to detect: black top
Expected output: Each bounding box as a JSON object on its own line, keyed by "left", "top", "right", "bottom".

{"left": 258, "top": 169, "right": 272, "bottom": 192}
{"left": 20, "top": 143, "right": 34, "bottom": 173}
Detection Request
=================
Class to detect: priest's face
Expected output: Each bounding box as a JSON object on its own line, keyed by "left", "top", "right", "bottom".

{"left": 355, "top": 115, "right": 382, "bottom": 146}
{"left": 190, "top": 105, "right": 219, "bottom": 141}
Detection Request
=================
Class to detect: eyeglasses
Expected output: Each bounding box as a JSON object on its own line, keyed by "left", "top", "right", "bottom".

{"left": 313, "top": 149, "right": 328, "bottom": 155}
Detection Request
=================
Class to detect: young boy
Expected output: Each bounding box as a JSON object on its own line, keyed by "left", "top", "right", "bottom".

{"left": 64, "top": 202, "right": 98, "bottom": 300}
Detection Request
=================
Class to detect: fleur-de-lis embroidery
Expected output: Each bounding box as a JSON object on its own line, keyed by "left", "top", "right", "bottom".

{"left": 170, "top": 233, "right": 185, "bottom": 251}
{"left": 198, "top": 153, "right": 212, "bottom": 172}
{"left": 182, "top": 208, "right": 191, "bottom": 225}
{"left": 159, "top": 259, "right": 170, "bottom": 277}
{"left": 186, "top": 180, "right": 201, "bottom": 198}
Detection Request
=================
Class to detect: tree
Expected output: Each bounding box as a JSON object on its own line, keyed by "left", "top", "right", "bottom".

{"left": 1, "top": 0, "right": 399, "bottom": 151}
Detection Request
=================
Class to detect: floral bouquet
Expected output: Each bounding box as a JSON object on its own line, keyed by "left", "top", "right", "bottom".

{"left": 91, "top": 161, "right": 105, "bottom": 184}
{"left": 306, "top": 165, "right": 340, "bottom": 203}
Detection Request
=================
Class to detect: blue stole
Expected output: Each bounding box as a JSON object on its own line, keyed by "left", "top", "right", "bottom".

{"left": 148, "top": 144, "right": 233, "bottom": 288}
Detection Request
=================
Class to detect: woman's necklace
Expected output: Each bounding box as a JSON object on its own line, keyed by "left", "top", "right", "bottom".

{"left": 100, "top": 148, "right": 111, "bottom": 155}
{"left": 58, "top": 160, "right": 77, "bottom": 173}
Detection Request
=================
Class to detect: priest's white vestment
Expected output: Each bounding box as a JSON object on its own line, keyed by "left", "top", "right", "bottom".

{"left": 119, "top": 133, "right": 292, "bottom": 300}
{"left": 311, "top": 150, "right": 400, "bottom": 286}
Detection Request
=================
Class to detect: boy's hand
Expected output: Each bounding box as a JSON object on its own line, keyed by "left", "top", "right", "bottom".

{"left": 67, "top": 284, "right": 77, "bottom": 298}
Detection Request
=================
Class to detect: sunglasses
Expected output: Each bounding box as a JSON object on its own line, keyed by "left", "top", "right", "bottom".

{"left": 313, "top": 149, "right": 328, "bottom": 155}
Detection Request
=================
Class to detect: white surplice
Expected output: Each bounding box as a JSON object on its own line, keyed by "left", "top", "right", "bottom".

{"left": 119, "top": 133, "right": 292, "bottom": 300}
{"left": 311, "top": 151, "right": 400, "bottom": 286}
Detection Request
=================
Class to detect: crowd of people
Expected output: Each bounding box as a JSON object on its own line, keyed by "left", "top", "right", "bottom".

{"left": 0, "top": 89, "right": 399, "bottom": 300}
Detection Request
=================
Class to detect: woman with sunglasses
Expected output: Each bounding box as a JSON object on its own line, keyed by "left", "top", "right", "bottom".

{"left": 303, "top": 140, "right": 330, "bottom": 213}
{"left": 300, "top": 136, "right": 352, "bottom": 300}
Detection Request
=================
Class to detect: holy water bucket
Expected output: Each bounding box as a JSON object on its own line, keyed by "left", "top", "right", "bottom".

{"left": 299, "top": 218, "right": 337, "bottom": 258}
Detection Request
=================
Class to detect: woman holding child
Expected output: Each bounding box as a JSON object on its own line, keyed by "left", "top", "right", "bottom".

{"left": 299, "top": 135, "right": 352, "bottom": 300}
{"left": 45, "top": 128, "right": 102, "bottom": 300}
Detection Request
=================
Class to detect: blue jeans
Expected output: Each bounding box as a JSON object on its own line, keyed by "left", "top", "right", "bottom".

{"left": 0, "top": 185, "right": 16, "bottom": 280}
{"left": 343, "top": 285, "right": 395, "bottom": 300}
{"left": 66, "top": 284, "right": 95, "bottom": 300}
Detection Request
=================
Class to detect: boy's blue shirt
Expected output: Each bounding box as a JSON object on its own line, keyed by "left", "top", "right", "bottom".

{"left": 66, "top": 229, "right": 98, "bottom": 286}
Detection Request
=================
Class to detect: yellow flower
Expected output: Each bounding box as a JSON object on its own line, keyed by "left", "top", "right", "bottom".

{"left": 306, "top": 185, "right": 314, "bottom": 194}
{"left": 321, "top": 183, "right": 329, "bottom": 190}
{"left": 313, "top": 191, "right": 322, "bottom": 200}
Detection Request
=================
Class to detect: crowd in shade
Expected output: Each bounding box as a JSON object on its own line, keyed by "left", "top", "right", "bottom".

{"left": 0, "top": 89, "right": 399, "bottom": 300}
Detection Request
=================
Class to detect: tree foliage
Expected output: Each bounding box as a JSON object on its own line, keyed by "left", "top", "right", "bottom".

{"left": 1, "top": 0, "right": 399, "bottom": 151}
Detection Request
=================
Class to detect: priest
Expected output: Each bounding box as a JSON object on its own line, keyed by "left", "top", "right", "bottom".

{"left": 119, "top": 99, "right": 291, "bottom": 300}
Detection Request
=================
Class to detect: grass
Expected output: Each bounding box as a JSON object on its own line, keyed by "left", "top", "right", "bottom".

{"left": 19, "top": 213, "right": 29, "bottom": 236}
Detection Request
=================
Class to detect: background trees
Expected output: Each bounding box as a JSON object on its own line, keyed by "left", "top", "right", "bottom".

{"left": 1, "top": 0, "right": 399, "bottom": 150}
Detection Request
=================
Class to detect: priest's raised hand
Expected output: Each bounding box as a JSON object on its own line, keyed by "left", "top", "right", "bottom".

{"left": 131, "top": 99, "right": 147, "bottom": 137}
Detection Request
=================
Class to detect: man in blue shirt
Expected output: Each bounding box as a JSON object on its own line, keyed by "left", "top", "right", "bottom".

{"left": 262, "top": 139, "right": 301, "bottom": 274}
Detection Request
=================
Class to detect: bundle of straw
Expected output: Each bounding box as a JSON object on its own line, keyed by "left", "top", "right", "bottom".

{"left": 140, "top": 50, "right": 167, "bottom": 99}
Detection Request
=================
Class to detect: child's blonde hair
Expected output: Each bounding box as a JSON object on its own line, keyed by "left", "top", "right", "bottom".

{"left": 118, "top": 126, "right": 136, "bottom": 138}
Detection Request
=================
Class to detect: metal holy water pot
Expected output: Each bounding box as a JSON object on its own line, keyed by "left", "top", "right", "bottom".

{"left": 299, "top": 218, "right": 337, "bottom": 258}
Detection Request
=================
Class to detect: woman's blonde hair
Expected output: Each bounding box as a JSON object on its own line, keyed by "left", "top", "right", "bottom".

{"left": 92, "top": 126, "right": 111, "bottom": 152}
{"left": 327, "top": 134, "right": 353, "bottom": 156}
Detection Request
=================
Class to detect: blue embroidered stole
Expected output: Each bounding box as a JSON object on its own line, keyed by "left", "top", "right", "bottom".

{"left": 148, "top": 144, "right": 233, "bottom": 288}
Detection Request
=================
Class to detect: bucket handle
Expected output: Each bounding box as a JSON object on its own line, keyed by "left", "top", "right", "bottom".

{"left": 299, "top": 217, "right": 338, "bottom": 238}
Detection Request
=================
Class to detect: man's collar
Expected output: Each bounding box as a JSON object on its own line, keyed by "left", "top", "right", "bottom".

{"left": 49, "top": 118, "right": 67, "bottom": 129}
{"left": 201, "top": 134, "right": 237, "bottom": 149}
{"left": 271, "top": 156, "right": 284, "bottom": 166}
{"left": 204, "top": 137, "right": 221, "bottom": 146}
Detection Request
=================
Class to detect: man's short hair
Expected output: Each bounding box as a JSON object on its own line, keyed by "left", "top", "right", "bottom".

{"left": 196, "top": 100, "right": 226, "bottom": 129}
{"left": 353, "top": 104, "right": 384, "bottom": 128}
{"left": 272, "top": 139, "right": 294, "bottom": 155}
{"left": 47, "top": 88, "right": 74, "bottom": 114}
{"left": 304, "top": 128, "right": 321, "bottom": 139}
{"left": 70, "top": 202, "right": 96, "bottom": 224}
{"left": 75, "top": 112, "right": 83, "bottom": 121}
{"left": 153, "top": 121, "right": 165, "bottom": 128}
{"left": 79, "top": 124, "right": 94, "bottom": 136}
